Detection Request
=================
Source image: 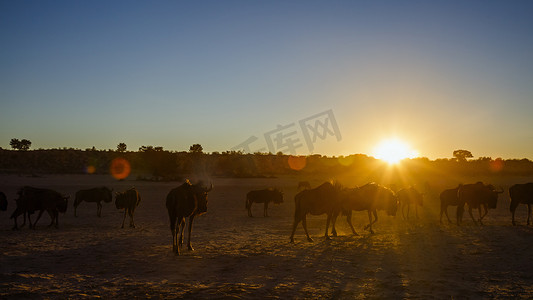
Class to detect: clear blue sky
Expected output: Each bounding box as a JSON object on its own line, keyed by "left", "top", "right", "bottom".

{"left": 1, "top": 1, "right": 532, "bottom": 159}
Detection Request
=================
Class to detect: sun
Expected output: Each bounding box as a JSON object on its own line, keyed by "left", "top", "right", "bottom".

{"left": 373, "top": 138, "right": 418, "bottom": 164}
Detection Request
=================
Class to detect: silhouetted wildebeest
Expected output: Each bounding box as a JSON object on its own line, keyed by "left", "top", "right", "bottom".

{"left": 457, "top": 182, "right": 503, "bottom": 225}
{"left": 166, "top": 180, "right": 212, "bottom": 255}
{"left": 0, "top": 191, "right": 7, "bottom": 211}
{"left": 10, "top": 186, "right": 69, "bottom": 229}
{"left": 439, "top": 185, "right": 463, "bottom": 224}
{"left": 115, "top": 187, "right": 141, "bottom": 228}
{"left": 290, "top": 182, "right": 343, "bottom": 243}
{"left": 246, "top": 188, "right": 283, "bottom": 217}
{"left": 332, "top": 183, "right": 397, "bottom": 236}
{"left": 509, "top": 183, "right": 533, "bottom": 225}
{"left": 297, "top": 181, "right": 311, "bottom": 191}
{"left": 74, "top": 187, "right": 113, "bottom": 217}
{"left": 397, "top": 186, "right": 423, "bottom": 220}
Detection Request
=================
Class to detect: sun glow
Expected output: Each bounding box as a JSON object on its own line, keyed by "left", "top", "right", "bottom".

{"left": 373, "top": 138, "right": 418, "bottom": 164}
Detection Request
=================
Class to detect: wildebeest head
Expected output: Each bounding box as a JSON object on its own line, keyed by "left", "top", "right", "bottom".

{"left": 270, "top": 188, "right": 284, "bottom": 204}
{"left": 384, "top": 189, "right": 399, "bottom": 216}
{"left": 115, "top": 191, "right": 127, "bottom": 209}
{"left": 103, "top": 187, "right": 113, "bottom": 203}
{"left": 58, "top": 196, "right": 69, "bottom": 213}
{"left": 486, "top": 184, "right": 503, "bottom": 209}
{"left": 192, "top": 182, "right": 212, "bottom": 214}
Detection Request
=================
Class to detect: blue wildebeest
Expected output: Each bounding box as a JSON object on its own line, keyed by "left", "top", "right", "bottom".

{"left": 115, "top": 187, "right": 141, "bottom": 228}
{"left": 457, "top": 182, "right": 503, "bottom": 225}
{"left": 439, "top": 185, "right": 463, "bottom": 224}
{"left": 0, "top": 191, "right": 7, "bottom": 211}
{"left": 246, "top": 188, "right": 283, "bottom": 217}
{"left": 74, "top": 187, "right": 113, "bottom": 217}
{"left": 332, "top": 183, "right": 397, "bottom": 236}
{"left": 290, "top": 182, "right": 343, "bottom": 243}
{"left": 166, "top": 180, "right": 212, "bottom": 255}
{"left": 509, "top": 182, "right": 533, "bottom": 225}
{"left": 397, "top": 186, "right": 423, "bottom": 220}
{"left": 10, "top": 186, "right": 69, "bottom": 229}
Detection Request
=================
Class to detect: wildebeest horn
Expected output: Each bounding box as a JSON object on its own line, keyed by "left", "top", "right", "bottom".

{"left": 207, "top": 183, "right": 213, "bottom": 192}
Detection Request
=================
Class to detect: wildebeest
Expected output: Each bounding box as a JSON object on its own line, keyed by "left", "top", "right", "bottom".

{"left": 332, "top": 183, "right": 397, "bottom": 236}
{"left": 0, "top": 191, "right": 7, "bottom": 211}
{"left": 290, "top": 182, "right": 343, "bottom": 243}
{"left": 439, "top": 185, "right": 463, "bottom": 224}
{"left": 166, "top": 180, "right": 212, "bottom": 255}
{"left": 74, "top": 187, "right": 113, "bottom": 217}
{"left": 10, "top": 186, "right": 69, "bottom": 229}
{"left": 397, "top": 186, "right": 423, "bottom": 220}
{"left": 509, "top": 182, "right": 533, "bottom": 225}
{"left": 115, "top": 187, "right": 141, "bottom": 228}
{"left": 457, "top": 182, "right": 503, "bottom": 225}
{"left": 246, "top": 188, "right": 283, "bottom": 217}
{"left": 297, "top": 181, "right": 311, "bottom": 191}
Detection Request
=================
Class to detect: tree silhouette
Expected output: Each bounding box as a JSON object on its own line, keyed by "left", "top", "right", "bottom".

{"left": 117, "top": 143, "right": 127, "bottom": 152}
{"left": 189, "top": 144, "right": 203, "bottom": 154}
{"left": 10, "top": 138, "right": 31, "bottom": 151}
{"left": 453, "top": 149, "right": 473, "bottom": 162}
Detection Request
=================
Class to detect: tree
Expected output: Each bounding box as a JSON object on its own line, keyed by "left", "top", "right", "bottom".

{"left": 453, "top": 149, "right": 473, "bottom": 162}
{"left": 117, "top": 143, "right": 127, "bottom": 152}
{"left": 10, "top": 138, "right": 31, "bottom": 151}
{"left": 189, "top": 144, "right": 203, "bottom": 154}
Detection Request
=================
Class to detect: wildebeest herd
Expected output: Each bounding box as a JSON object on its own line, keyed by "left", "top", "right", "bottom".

{"left": 2, "top": 179, "right": 533, "bottom": 256}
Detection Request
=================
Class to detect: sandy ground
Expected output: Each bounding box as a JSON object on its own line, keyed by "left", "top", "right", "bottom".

{"left": 1, "top": 174, "right": 533, "bottom": 299}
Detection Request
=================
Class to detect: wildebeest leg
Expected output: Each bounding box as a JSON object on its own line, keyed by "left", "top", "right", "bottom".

{"left": 47, "top": 209, "right": 55, "bottom": 227}
{"left": 345, "top": 211, "right": 358, "bottom": 235}
{"left": 364, "top": 210, "right": 377, "bottom": 232}
{"left": 129, "top": 208, "right": 135, "bottom": 228}
{"left": 97, "top": 202, "right": 102, "bottom": 217}
{"left": 12, "top": 211, "right": 21, "bottom": 230}
{"left": 301, "top": 215, "right": 314, "bottom": 243}
{"left": 74, "top": 204, "right": 78, "bottom": 217}
{"left": 467, "top": 207, "right": 477, "bottom": 225}
{"left": 21, "top": 212, "right": 27, "bottom": 228}
{"left": 264, "top": 202, "right": 269, "bottom": 217}
{"left": 27, "top": 212, "right": 34, "bottom": 229}
{"left": 415, "top": 205, "right": 419, "bottom": 219}
{"left": 324, "top": 214, "right": 332, "bottom": 240}
{"left": 479, "top": 205, "right": 488, "bottom": 225}
{"left": 406, "top": 204, "right": 410, "bottom": 220}
{"left": 456, "top": 205, "right": 465, "bottom": 226}
{"left": 289, "top": 215, "right": 301, "bottom": 243}
{"left": 330, "top": 213, "right": 337, "bottom": 236}
{"left": 524, "top": 203, "right": 531, "bottom": 226}
{"left": 187, "top": 214, "right": 196, "bottom": 251}
{"left": 47, "top": 209, "right": 59, "bottom": 228}
{"left": 33, "top": 209, "right": 46, "bottom": 229}
{"left": 178, "top": 218, "right": 186, "bottom": 253}
{"left": 247, "top": 200, "right": 253, "bottom": 217}
{"left": 121, "top": 209, "right": 127, "bottom": 228}
{"left": 365, "top": 210, "right": 375, "bottom": 234}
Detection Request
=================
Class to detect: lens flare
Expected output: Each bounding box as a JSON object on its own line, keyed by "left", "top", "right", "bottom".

{"left": 288, "top": 155, "right": 307, "bottom": 170}
{"left": 86, "top": 165, "right": 96, "bottom": 174}
{"left": 110, "top": 157, "right": 131, "bottom": 180}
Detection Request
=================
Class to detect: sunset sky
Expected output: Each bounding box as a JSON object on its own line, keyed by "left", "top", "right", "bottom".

{"left": 1, "top": 1, "right": 532, "bottom": 159}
